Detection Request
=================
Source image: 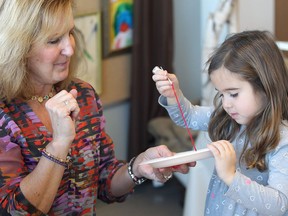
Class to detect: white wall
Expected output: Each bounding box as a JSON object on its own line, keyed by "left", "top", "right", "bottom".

{"left": 173, "top": 0, "right": 202, "bottom": 102}
{"left": 237, "top": 0, "right": 274, "bottom": 32}
{"left": 173, "top": 0, "right": 226, "bottom": 102}
{"left": 103, "top": 102, "right": 130, "bottom": 160}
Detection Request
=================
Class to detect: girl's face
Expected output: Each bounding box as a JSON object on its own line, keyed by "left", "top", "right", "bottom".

{"left": 27, "top": 15, "right": 75, "bottom": 87}
{"left": 210, "top": 67, "right": 265, "bottom": 125}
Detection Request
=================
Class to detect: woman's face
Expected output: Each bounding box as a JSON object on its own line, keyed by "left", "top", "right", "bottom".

{"left": 27, "top": 15, "right": 75, "bottom": 87}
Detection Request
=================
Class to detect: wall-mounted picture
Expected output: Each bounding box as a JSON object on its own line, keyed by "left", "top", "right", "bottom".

{"left": 102, "top": 0, "right": 133, "bottom": 57}
{"left": 75, "top": 13, "right": 102, "bottom": 94}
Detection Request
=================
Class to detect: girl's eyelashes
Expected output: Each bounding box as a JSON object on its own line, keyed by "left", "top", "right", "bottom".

{"left": 218, "top": 93, "right": 238, "bottom": 98}
{"left": 230, "top": 93, "right": 238, "bottom": 98}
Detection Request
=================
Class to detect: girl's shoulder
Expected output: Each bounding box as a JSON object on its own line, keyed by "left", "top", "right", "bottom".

{"left": 273, "top": 120, "right": 288, "bottom": 151}
{"left": 280, "top": 120, "right": 288, "bottom": 140}
{"left": 266, "top": 121, "right": 288, "bottom": 169}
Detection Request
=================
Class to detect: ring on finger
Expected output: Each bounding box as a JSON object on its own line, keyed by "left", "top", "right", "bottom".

{"left": 163, "top": 173, "right": 173, "bottom": 181}
{"left": 63, "top": 100, "right": 69, "bottom": 106}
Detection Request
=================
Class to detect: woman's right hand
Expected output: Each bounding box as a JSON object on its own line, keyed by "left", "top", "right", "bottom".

{"left": 45, "top": 89, "right": 80, "bottom": 146}
{"left": 152, "top": 68, "right": 181, "bottom": 99}
{"left": 132, "top": 145, "right": 196, "bottom": 183}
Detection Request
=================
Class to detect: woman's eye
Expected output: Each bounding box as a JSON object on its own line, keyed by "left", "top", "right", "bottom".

{"left": 48, "top": 38, "right": 60, "bottom": 44}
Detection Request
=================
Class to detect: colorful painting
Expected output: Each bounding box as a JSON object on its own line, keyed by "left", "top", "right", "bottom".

{"left": 110, "top": 0, "right": 133, "bottom": 51}
{"left": 74, "top": 13, "right": 102, "bottom": 94}
{"left": 102, "top": 0, "right": 133, "bottom": 56}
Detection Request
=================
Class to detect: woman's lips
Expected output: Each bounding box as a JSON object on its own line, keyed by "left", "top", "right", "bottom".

{"left": 55, "top": 60, "right": 69, "bottom": 69}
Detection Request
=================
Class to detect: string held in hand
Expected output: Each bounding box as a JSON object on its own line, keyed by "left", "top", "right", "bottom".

{"left": 153, "top": 66, "right": 197, "bottom": 151}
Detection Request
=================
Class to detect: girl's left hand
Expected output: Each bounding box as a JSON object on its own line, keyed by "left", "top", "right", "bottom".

{"left": 133, "top": 145, "right": 196, "bottom": 183}
{"left": 207, "top": 140, "right": 236, "bottom": 185}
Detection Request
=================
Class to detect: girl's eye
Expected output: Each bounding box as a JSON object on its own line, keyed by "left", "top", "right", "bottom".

{"left": 218, "top": 93, "right": 238, "bottom": 99}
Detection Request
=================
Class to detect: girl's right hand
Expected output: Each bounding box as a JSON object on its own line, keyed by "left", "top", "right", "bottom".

{"left": 207, "top": 140, "right": 236, "bottom": 186}
{"left": 152, "top": 68, "right": 181, "bottom": 99}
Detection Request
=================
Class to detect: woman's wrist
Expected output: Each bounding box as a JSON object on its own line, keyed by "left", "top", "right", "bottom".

{"left": 43, "top": 141, "right": 71, "bottom": 168}
{"left": 42, "top": 148, "right": 71, "bottom": 168}
{"left": 127, "top": 156, "right": 147, "bottom": 185}
{"left": 47, "top": 141, "right": 71, "bottom": 157}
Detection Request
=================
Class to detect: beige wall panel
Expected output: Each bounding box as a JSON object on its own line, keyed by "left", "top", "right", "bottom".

{"left": 75, "top": 0, "right": 131, "bottom": 106}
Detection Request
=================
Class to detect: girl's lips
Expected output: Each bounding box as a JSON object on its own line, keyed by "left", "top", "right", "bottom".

{"left": 230, "top": 113, "right": 238, "bottom": 119}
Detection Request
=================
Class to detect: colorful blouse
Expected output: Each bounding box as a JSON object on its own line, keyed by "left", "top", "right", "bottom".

{"left": 0, "top": 79, "right": 129, "bottom": 215}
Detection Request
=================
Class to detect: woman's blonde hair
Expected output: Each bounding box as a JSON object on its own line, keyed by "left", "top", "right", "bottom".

{"left": 0, "top": 0, "right": 83, "bottom": 101}
{"left": 207, "top": 30, "right": 288, "bottom": 171}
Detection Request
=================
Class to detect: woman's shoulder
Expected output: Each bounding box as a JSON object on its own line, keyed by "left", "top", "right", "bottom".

{"left": 0, "top": 101, "right": 19, "bottom": 132}
{"left": 69, "top": 78, "right": 94, "bottom": 90}
{"left": 69, "top": 78, "right": 100, "bottom": 96}
{"left": 0, "top": 100, "right": 14, "bottom": 116}
{"left": 68, "top": 78, "right": 102, "bottom": 108}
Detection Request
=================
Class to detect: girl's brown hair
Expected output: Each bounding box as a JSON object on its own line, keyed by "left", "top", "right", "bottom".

{"left": 207, "top": 31, "right": 288, "bottom": 171}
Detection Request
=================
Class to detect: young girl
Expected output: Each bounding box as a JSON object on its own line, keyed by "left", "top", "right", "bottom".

{"left": 152, "top": 30, "right": 288, "bottom": 215}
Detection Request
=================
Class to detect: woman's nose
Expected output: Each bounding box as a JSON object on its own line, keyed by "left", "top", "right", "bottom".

{"left": 61, "top": 36, "right": 75, "bottom": 56}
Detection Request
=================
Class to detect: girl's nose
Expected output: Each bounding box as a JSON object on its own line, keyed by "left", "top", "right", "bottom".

{"left": 222, "top": 97, "right": 232, "bottom": 109}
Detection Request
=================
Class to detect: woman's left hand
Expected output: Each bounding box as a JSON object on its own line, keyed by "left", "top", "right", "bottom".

{"left": 133, "top": 145, "right": 196, "bottom": 183}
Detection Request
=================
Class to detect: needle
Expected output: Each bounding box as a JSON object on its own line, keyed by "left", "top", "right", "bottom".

{"left": 158, "top": 66, "right": 173, "bottom": 85}
{"left": 167, "top": 77, "right": 173, "bottom": 85}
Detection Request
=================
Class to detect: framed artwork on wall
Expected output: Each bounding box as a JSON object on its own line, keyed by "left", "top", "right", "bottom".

{"left": 74, "top": 13, "right": 102, "bottom": 94}
{"left": 102, "top": 0, "right": 133, "bottom": 57}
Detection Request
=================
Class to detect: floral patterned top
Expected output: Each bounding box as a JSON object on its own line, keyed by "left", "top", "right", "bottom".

{"left": 0, "top": 79, "right": 129, "bottom": 215}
